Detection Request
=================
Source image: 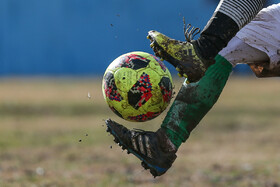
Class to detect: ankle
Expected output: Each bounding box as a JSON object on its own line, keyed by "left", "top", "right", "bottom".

{"left": 192, "top": 39, "right": 215, "bottom": 67}
{"left": 157, "top": 128, "right": 178, "bottom": 152}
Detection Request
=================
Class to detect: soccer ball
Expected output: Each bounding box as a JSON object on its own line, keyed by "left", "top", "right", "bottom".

{"left": 102, "top": 51, "right": 173, "bottom": 122}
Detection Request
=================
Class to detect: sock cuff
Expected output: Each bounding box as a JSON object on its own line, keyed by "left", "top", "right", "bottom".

{"left": 214, "top": 54, "right": 232, "bottom": 68}
{"left": 161, "top": 127, "right": 187, "bottom": 149}
{"left": 206, "top": 54, "right": 233, "bottom": 79}
{"left": 215, "top": 0, "right": 264, "bottom": 29}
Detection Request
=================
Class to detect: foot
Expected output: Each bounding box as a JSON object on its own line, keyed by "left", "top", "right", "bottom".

{"left": 105, "top": 119, "right": 177, "bottom": 177}
{"left": 147, "top": 30, "right": 207, "bottom": 82}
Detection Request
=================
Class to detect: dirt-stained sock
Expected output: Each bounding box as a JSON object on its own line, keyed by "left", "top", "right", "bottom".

{"left": 161, "top": 55, "right": 233, "bottom": 148}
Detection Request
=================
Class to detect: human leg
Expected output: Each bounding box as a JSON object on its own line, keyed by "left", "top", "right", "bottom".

{"left": 105, "top": 55, "right": 232, "bottom": 176}
{"left": 161, "top": 55, "right": 232, "bottom": 148}
{"left": 219, "top": 36, "right": 269, "bottom": 67}
{"left": 219, "top": 3, "right": 280, "bottom": 77}
{"left": 196, "top": 0, "right": 266, "bottom": 62}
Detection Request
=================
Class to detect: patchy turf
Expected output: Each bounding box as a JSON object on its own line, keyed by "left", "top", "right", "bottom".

{"left": 0, "top": 77, "right": 280, "bottom": 186}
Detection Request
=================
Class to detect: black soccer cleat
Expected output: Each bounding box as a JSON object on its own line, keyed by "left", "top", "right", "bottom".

{"left": 105, "top": 119, "right": 177, "bottom": 177}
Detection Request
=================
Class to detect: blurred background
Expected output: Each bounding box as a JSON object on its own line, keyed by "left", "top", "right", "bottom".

{"left": 1, "top": 0, "right": 280, "bottom": 186}
{"left": 0, "top": 0, "right": 277, "bottom": 76}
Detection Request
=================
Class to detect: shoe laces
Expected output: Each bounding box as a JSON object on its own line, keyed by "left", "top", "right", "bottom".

{"left": 183, "top": 17, "right": 201, "bottom": 42}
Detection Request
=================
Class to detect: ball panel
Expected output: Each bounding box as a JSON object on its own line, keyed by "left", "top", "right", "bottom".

{"left": 121, "top": 54, "right": 150, "bottom": 70}
{"left": 138, "top": 68, "right": 163, "bottom": 111}
{"left": 120, "top": 106, "right": 146, "bottom": 122}
{"left": 109, "top": 106, "right": 123, "bottom": 119}
{"left": 127, "top": 111, "right": 161, "bottom": 122}
{"left": 150, "top": 54, "right": 167, "bottom": 72}
{"left": 159, "top": 77, "right": 173, "bottom": 103}
{"left": 128, "top": 72, "right": 152, "bottom": 110}
{"left": 103, "top": 72, "right": 123, "bottom": 102}
{"left": 106, "top": 52, "right": 151, "bottom": 72}
{"left": 114, "top": 67, "right": 137, "bottom": 93}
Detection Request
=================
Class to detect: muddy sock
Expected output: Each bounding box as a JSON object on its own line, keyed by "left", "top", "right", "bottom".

{"left": 161, "top": 55, "right": 232, "bottom": 148}
{"left": 194, "top": 0, "right": 265, "bottom": 65}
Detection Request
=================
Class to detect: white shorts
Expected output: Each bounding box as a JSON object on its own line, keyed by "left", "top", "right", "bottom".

{"left": 219, "top": 3, "right": 280, "bottom": 68}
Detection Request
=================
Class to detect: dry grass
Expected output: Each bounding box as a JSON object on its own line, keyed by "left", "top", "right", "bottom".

{"left": 0, "top": 77, "right": 280, "bottom": 187}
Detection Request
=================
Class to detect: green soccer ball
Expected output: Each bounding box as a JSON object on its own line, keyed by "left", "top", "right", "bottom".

{"left": 102, "top": 51, "right": 173, "bottom": 122}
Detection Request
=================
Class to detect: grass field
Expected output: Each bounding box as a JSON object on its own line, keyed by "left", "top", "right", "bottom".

{"left": 0, "top": 77, "right": 280, "bottom": 187}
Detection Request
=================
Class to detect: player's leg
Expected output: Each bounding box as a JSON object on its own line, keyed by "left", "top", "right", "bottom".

{"left": 166, "top": 4, "right": 280, "bottom": 150}
{"left": 196, "top": 0, "right": 266, "bottom": 62}
{"left": 165, "top": 2, "right": 280, "bottom": 153}
{"left": 220, "top": 3, "right": 280, "bottom": 77}
{"left": 148, "top": 0, "right": 266, "bottom": 82}
{"left": 105, "top": 54, "right": 232, "bottom": 177}
{"left": 218, "top": 36, "right": 269, "bottom": 67}
{"left": 160, "top": 55, "right": 232, "bottom": 148}
{"left": 233, "top": 3, "right": 280, "bottom": 77}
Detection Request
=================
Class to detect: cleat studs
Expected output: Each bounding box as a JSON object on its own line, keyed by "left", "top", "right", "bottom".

{"left": 141, "top": 162, "right": 149, "bottom": 170}
{"left": 150, "top": 43, "right": 154, "bottom": 48}
{"left": 183, "top": 73, "right": 188, "bottom": 78}
{"left": 177, "top": 73, "right": 183, "bottom": 78}
{"left": 114, "top": 138, "right": 119, "bottom": 144}
{"left": 160, "top": 58, "right": 164, "bottom": 61}
{"left": 176, "top": 67, "right": 181, "bottom": 72}
{"left": 150, "top": 169, "right": 158, "bottom": 178}
{"left": 106, "top": 127, "right": 111, "bottom": 132}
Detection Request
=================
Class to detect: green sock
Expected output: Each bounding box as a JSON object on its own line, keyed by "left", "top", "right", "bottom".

{"left": 161, "top": 55, "right": 233, "bottom": 148}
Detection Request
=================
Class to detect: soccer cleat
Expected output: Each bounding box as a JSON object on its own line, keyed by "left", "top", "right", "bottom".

{"left": 105, "top": 119, "right": 177, "bottom": 177}
{"left": 147, "top": 25, "right": 209, "bottom": 82}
